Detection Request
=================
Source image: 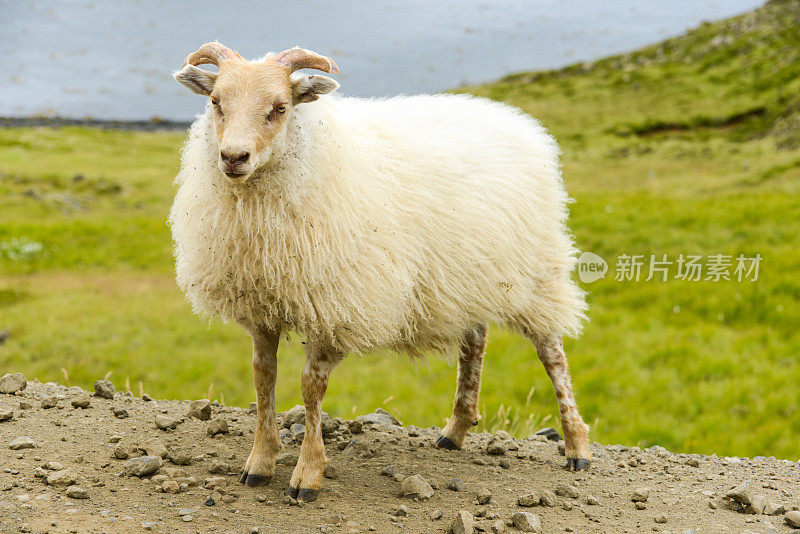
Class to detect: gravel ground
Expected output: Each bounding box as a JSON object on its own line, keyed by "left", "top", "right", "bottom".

{"left": 1, "top": 373, "right": 798, "bottom": 534}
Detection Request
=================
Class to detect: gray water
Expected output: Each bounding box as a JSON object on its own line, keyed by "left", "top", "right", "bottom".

{"left": 0, "top": 0, "right": 762, "bottom": 121}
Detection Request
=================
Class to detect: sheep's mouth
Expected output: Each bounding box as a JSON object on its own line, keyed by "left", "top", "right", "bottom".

{"left": 224, "top": 171, "right": 249, "bottom": 179}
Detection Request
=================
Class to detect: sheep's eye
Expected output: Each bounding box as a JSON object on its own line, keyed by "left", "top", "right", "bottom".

{"left": 276, "top": 105, "right": 286, "bottom": 114}
{"left": 211, "top": 97, "right": 220, "bottom": 107}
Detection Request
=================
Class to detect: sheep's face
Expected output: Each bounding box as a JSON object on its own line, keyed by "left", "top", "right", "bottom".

{"left": 174, "top": 45, "right": 339, "bottom": 181}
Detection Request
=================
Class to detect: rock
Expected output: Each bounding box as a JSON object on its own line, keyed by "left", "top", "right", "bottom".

{"left": 47, "top": 469, "right": 78, "bottom": 487}
{"left": 168, "top": 447, "right": 193, "bottom": 466}
{"left": 447, "top": 478, "right": 466, "bottom": 492}
{"left": 18, "top": 401, "right": 32, "bottom": 409}
{"left": 112, "top": 406, "right": 128, "bottom": 419}
{"left": 430, "top": 509, "right": 444, "bottom": 520}
{"left": 44, "top": 461, "right": 64, "bottom": 471}
{"left": 114, "top": 444, "right": 130, "bottom": 460}
{"left": 143, "top": 439, "right": 168, "bottom": 459}
{"left": 555, "top": 483, "right": 579, "bottom": 499}
{"left": 786, "top": 511, "right": 800, "bottom": 528}
{"left": 93, "top": 380, "right": 115, "bottom": 399}
{"left": 511, "top": 512, "right": 542, "bottom": 533}
{"left": 323, "top": 464, "right": 338, "bottom": 479}
{"left": 517, "top": 493, "right": 540, "bottom": 507}
{"left": 140, "top": 522, "right": 157, "bottom": 530}
{"left": 534, "top": 427, "right": 562, "bottom": 441}
{"left": 540, "top": 490, "right": 558, "bottom": 507}
{"left": 162, "top": 480, "right": 180, "bottom": 494}
{"left": 686, "top": 458, "right": 700, "bottom": 467}
{"left": 381, "top": 465, "right": 399, "bottom": 477}
{"left": 8, "top": 436, "right": 35, "bottom": 450}
{"left": 400, "top": 474, "right": 434, "bottom": 500}
{"left": 0, "top": 408, "right": 13, "bottom": 421}
{"left": 155, "top": 414, "right": 179, "bottom": 430}
{"left": 208, "top": 459, "right": 231, "bottom": 474}
{"left": 0, "top": 373, "right": 26, "bottom": 394}
{"left": 486, "top": 437, "right": 507, "bottom": 455}
{"left": 635, "top": 502, "right": 647, "bottom": 510}
{"left": 356, "top": 411, "right": 396, "bottom": 428}
{"left": 375, "top": 407, "right": 401, "bottom": 425}
{"left": 490, "top": 519, "right": 505, "bottom": 533}
{"left": 631, "top": 487, "right": 651, "bottom": 502}
{"left": 450, "top": 511, "right": 474, "bottom": 534}
{"left": 71, "top": 393, "right": 91, "bottom": 409}
{"left": 476, "top": 488, "right": 492, "bottom": 505}
{"left": 654, "top": 514, "right": 667, "bottom": 524}
{"left": 344, "top": 438, "right": 375, "bottom": 459}
{"left": 204, "top": 476, "right": 226, "bottom": 489}
{"left": 65, "top": 486, "right": 89, "bottom": 499}
{"left": 745, "top": 494, "right": 766, "bottom": 515}
{"left": 392, "top": 505, "right": 408, "bottom": 517}
{"left": 726, "top": 483, "right": 754, "bottom": 505}
{"left": 125, "top": 456, "right": 162, "bottom": 477}
{"left": 348, "top": 420, "right": 363, "bottom": 434}
{"left": 188, "top": 399, "right": 212, "bottom": 420}
{"left": 764, "top": 502, "right": 786, "bottom": 515}
{"left": 290, "top": 423, "right": 306, "bottom": 441}
{"left": 207, "top": 417, "right": 229, "bottom": 435}
{"left": 586, "top": 494, "right": 600, "bottom": 505}
{"left": 40, "top": 396, "right": 57, "bottom": 409}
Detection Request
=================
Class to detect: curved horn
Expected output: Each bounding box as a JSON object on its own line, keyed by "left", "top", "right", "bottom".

{"left": 273, "top": 47, "right": 339, "bottom": 74}
{"left": 181, "top": 42, "right": 242, "bottom": 68}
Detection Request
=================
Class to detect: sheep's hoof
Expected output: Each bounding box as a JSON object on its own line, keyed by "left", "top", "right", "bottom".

{"left": 434, "top": 436, "right": 460, "bottom": 450}
{"left": 285, "top": 486, "right": 319, "bottom": 503}
{"left": 565, "top": 458, "right": 591, "bottom": 472}
{"left": 239, "top": 470, "right": 272, "bottom": 486}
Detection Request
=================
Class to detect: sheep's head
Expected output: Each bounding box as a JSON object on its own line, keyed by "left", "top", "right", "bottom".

{"left": 174, "top": 42, "right": 339, "bottom": 180}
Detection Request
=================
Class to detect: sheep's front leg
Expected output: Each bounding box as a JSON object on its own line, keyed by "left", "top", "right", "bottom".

{"left": 240, "top": 326, "right": 282, "bottom": 486}
{"left": 285, "top": 343, "right": 342, "bottom": 502}
{"left": 436, "top": 325, "right": 487, "bottom": 450}
{"left": 532, "top": 335, "right": 591, "bottom": 471}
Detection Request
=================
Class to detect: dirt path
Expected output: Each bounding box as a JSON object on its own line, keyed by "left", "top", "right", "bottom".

{"left": 0, "top": 374, "right": 798, "bottom": 534}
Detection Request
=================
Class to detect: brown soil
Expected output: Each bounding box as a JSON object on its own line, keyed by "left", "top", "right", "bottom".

{"left": 1, "top": 378, "right": 798, "bottom": 534}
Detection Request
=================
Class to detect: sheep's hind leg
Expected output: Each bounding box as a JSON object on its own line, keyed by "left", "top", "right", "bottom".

{"left": 531, "top": 334, "right": 591, "bottom": 471}
{"left": 435, "top": 324, "right": 487, "bottom": 450}
{"left": 240, "top": 326, "right": 282, "bottom": 486}
{"left": 285, "top": 342, "right": 343, "bottom": 502}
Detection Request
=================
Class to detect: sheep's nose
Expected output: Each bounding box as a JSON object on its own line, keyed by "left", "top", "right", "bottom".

{"left": 220, "top": 150, "right": 250, "bottom": 166}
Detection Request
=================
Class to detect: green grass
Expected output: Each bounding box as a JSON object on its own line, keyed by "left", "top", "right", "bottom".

{"left": 2, "top": 1, "right": 799, "bottom": 458}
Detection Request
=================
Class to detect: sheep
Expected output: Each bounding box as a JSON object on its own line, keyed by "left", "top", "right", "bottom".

{"left": 171, "top": 42, "right": 591, "bottom": 501}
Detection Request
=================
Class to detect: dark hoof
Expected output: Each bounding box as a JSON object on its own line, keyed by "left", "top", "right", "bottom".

{"left": 434, "top": 436, "right": 460, "bottom": 450}
{"left": 239, "top": 470, "right": 248, "bottom": 484}
{"left": 245, "top": 473, "right": 272, "bottom": 487}
{"left": 566, "top": 458, "right": 591, "bottom": 471}
{"left": 285, "top": 486, "right": 299, "bottom": 499}
{"left": 296, "top": 488, "right": 319, "bottom": 502}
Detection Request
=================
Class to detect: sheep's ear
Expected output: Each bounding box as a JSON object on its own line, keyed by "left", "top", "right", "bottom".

{"left": 173, "top": 65, "right": 217, "bottom": 96}
{"left": 291, "top": 74, "right": 339, "bottom": 104}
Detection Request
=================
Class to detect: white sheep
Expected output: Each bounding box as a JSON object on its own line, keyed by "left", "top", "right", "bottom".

{"left": 171, "top": 43, "right": 591, "bottom": 501}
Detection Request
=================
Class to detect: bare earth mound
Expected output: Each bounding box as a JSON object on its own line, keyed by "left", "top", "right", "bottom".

{"left": 0, "top": 375, "right": 798, "bottom": 534}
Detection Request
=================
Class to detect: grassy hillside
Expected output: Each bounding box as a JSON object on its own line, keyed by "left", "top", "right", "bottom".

{"left": 1, "top": 1, "right": 799, "bottom": 458}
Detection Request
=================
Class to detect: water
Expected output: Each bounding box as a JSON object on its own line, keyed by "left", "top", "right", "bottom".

{"left": 0, "top": 0, "right": 762, "bottom": 121}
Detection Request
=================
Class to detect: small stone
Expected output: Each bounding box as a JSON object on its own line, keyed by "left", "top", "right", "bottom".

{"left": 140, "top": 521, "right": 157, "bottom": 530}
{"left": 392, "top": 505, "right": 408, "bottom": 517}
{"left": 490, "top": 519, "right": 505, "bottom": 533}
{"left": 586, "top": 494, "right": 600, "bottom": 505}
{"left": 447, "top": 478, "right": 466, "bottom": 492}
{"left": 65, "top": 486, "right": 89, "bottom": 499}
{"left": 17, "top": 401, "right": 32, "bottom": 409}
{"left": 348, "top": 420, "right": 363, "bottom": 434}
{"left": 162, "top": 480, "right": 180, "bottom": 494}
{"left": 635, "top": 502, "right": 647, "bottom": 510}
{"left": 0, "top": 409, "right": 13, "bottom": 422}
{"left": 93, "top": 380, "right": 115, "bottom": 399}
{"left": 0, "top": 373, "right": 26, "bottom": 394}
{"left": 204, "top": 477, "right": 226, "bottom": 489}
{"left": 686, "top": 458, "right": 700, "bottom": 467}
{"left": 486, "top": 437, "right": 507, "bottom": 455}
{"left": 355, "top": 411, "right": 396, "bottom": 428}
{"left": 654, "top": 514, "right": 667, "bottom": 524}
{"left": 518, "top": 493, "right": 540, "bottom": 507}
{"left": 143, "top": 439, "right": 168, "bottom": 459}
{"left": 555, "top": 483, "right": 579, "bottom": 499}
{"left": 114, "top": 444, "right": 130, "bottom": 460}
{"left": 188, "top": 399, "right": 212, "bottom": 420}
{"left": 450, "top": 511, "right": 474, "bottom": 534}
{"left": 726, "top": 483, "right": 754, "bottom": 505}
{"left": 763, "top": 502, "right": 786, "bottom": 516}
{"left": 540, "top": 490, "right": 557, "bottom": 507}
{"left": 632, "top": 487, "right": 651, "bottom": 502}
{"left": 208, "top": 459, "right": 231, "bottom": 474}
{"left": 786, "top": 511, "right": 800, "bottom": 528}
{"left": 476, "top": 488, "right": 492, "bottom": 505}
{"left": 381, "top": 465, "right": 399, "bottom": 477}
{"left": 47, "top": 469, "right": 78, "bottom": 487}
{"left": 168, "top": 447, "right": 193, "bottom": 466}
{"left": 430, "top": 509, "right": 444, "bottom": 520}
{"left": 323, "top": 464, "right": 338, "bottom": 479}
{"left": 112, "top": 407, "right": 128, "bottom": 419}
{"left": 71, "top": 393, "right": 91, "bottom": 409}
{"left": 207, "top": 417, "right": 229, "bottom": 435}
{"left": 41, "top": 396, "right": 57, "bottom": 409}
{"left": 290, "top": 423, "right": 306, "bottom": 440}
{"left": 8, "top": 436, "right": 35, "bottom": 450}
{"left": 125, "top": 456, "right": 162, "bottom": 477}
{"left": 511, "top": 512, "right": 542, "bottom": 533}
{"left": 155, "top": 414, "right": 179, "bottom": 430}
{"left": 44, "top": 461, "right": 64, "bottom": 470}
{"left": 400, "top": 474, "right": 434, "bottom": 500}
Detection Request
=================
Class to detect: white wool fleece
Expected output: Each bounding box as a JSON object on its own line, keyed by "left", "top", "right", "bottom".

{"left": 169, "top": 93, "right": 587, "bottom": 357}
